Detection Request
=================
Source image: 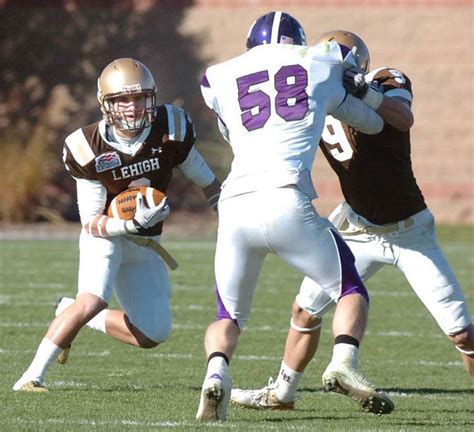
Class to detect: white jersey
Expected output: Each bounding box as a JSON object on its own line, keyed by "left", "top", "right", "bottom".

{"left": 201, "top": 41, "right": 383, "bottom": 201}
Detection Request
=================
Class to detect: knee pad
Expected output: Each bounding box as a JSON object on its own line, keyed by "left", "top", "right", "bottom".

{"left": 295, "top": 278, "right": 336, "bottom": 318}
{"left": 290, "top": 317, "right": 322, "bottom": 333}
{"left": 452, "top": 324, "right": 474, "bottom": 357}
{"left": 455, "top": 345, "right": 474, "bottom": 357}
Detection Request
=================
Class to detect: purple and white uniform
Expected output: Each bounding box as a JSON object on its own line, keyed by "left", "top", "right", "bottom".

{"left": 201, "top": 41, "right": 384, "bottom": 328}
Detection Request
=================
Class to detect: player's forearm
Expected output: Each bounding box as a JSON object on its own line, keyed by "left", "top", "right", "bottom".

{"left": 202, "top": 178, "right": 221, "bottom": 212}
{"left": 376, "top": 96, "right": 414, "bottom": 131}
{"left": 83, "top": 214, "right": 137, "bottom": 237}
{"left": 332, "top": 94, "right": 384, "bottom": 135}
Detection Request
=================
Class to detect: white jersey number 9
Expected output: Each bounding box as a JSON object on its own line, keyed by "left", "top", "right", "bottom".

{"left": 322, "top": 115, "right": 353, "bottom": 162}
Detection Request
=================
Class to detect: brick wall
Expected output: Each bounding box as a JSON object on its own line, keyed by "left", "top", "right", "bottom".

{"left": 191, "top": 0, "right": 470, "bottom": 6}
{"left": 181, "top": 3, "right": 474, "bottom": 223}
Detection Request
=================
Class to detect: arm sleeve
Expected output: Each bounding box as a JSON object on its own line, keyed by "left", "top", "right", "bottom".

{"left": 76, "top": 178, "right": 107, "bottom": 226}
{"left": 331, "top": 94, "right": 384, "bottom": 134}
{"left": 170, "top": 108, "right": 197, "bottom": 165}
{"left": 177, "top": 147, "right": 216, "bottom": 188}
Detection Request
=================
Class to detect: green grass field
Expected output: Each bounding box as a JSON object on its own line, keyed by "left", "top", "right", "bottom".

{"left": 1, "top": 226, "right": 473, "bottom": 431}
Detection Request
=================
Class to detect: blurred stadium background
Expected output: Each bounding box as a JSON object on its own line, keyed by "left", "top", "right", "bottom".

{"left": 0, "top": 0, "right": 472, "bottom": 227}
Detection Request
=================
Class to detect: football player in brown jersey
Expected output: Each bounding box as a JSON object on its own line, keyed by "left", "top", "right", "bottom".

{"left": 231, "top": 30, "right": 473, "bottom": 413}
{"left": 13, "top": 58, "right": 221, "bottom": 392}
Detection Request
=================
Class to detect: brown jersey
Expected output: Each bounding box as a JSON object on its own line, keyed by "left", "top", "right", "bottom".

{"left": 63, "top": 104, "right": 195, "bottom": 235}
{"left": 319, "top": 67, "right": 426, "bottom": 225}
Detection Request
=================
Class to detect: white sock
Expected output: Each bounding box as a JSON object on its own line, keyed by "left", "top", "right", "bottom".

{"left": 206, "top": 355, "right": 228, "bottom": 379}
{"left": 331, "top": 343, "right": 360, "bottom": 369}
{"left": 55, "top": 297, "right": 75, "bottom": 316}
{"left": 21, "top": 338, "right": 62, "bottom": 383}
{"left": 85, "top": 310, "right": 108, "bottom": 334}
{"left": 274, "top": 361, "right": 303, "bottom": 402}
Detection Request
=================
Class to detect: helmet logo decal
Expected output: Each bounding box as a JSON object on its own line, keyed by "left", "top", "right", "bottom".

{"left": 280, "top": 35, "right": 294, "bottom": 44}
{"left": 121, "top": 84, "right": 142, "bottom": 93}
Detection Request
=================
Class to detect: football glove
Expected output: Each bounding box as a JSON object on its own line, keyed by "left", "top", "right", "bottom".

{"left": 343, "top": 67, "right": 369, "bottom": 99}
{"left": 126, "top": 193, "right": 170, "bottom": 234}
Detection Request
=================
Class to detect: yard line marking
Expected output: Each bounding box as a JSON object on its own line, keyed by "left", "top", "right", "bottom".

{"left": 1, "top": 348, "right": 463, "bottom": 368}
{"left": 383, "top": 359, "right": 464, "bottom": 367}
{"left": 237, "top": 354, "right": 281, "bottom": 361}
{"left": 151, "top": 353, "right": 193, "bottom": 359}
{"left": 389, "top": 392, "right": 468, "bottom": 400}
{"left": 0, "top": 321, "right": 439, "bottom": 338}
{"left": 13, "top": 417, "right": 283, "bottom": 429}
{"left": 0, "top": 322, "right": 50, "bottom": 327}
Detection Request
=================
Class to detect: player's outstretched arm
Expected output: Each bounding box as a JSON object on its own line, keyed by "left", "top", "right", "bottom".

{"left": 344, "top": 67, "right": 414, "bottom": 131}
{"left": 332, "top": 94, "right": 384, "bottom": 135}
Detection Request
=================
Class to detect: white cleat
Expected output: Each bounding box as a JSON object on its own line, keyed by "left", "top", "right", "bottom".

{"left": 322, "top": 362, "right": 394, "bottom": 415}
{"left": 13, "top": 378, "right": 48, "bottom": 393}
{"left": 196, "top": 372, "right": 232, "bottom": 422}
{"left": 231, "top": 377, "right": 295, "bottom": 410}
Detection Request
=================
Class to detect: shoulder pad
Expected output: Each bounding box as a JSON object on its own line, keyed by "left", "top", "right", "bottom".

{"left": 64, "top": 128, "right": 95, "bottom": 167}
{"left": 163, "top": 104, "right": 190, "bottom": 142}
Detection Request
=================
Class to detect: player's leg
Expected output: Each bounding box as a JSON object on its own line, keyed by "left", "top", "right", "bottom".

{"left": 450, "top": 325, "right": 474, "bottom": 376}
{"left": 111, "top": 239, "right": 172, "bottom": 348}
{"left": 13, "top": 293, "right": 107, "bottom": 392}
{"left": 395, "top": 211, "right": 473, "bottom": 375}
{"left": 317, "top": 234, "right": 393, "bottom": 414}
{"left": 197, "top": 193, "right": 267, "bottom": 421}
{"left": 270, "top": 189, "right": 392, "bottom": 413}
{"left": 13, "top": 233, "right": 121, "bottom": 391}
{"left": 232, "top": 299, "right": 322, "bottom": 410}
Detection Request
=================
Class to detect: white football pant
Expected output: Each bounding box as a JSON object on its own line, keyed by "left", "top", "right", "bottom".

{"left": 78, "top": 231, "right": 172, "bottom": 343}
{"left": 214, "top": 186, "right": 366, "bottom": 329}
{"left": 299, "top": 208, "right": 471, "bottom": 335}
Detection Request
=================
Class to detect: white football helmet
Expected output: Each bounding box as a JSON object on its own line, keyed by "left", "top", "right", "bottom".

{"left": 97, "top": 58, "right": 157, "bottom": 131}
{"left": 317, "top": 30, "right": 370, "bottom": 73}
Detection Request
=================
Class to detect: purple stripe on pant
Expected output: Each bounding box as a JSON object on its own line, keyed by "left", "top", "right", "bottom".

{"left": 215, "top": 283, "right": 233, "bottom": 320}
{"left": 330, "top": 229, "right": 369, "bottom": 303}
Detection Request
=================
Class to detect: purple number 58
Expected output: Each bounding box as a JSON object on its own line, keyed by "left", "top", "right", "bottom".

{"left": 236, "top": 65, "right": 309, "bottom": 131}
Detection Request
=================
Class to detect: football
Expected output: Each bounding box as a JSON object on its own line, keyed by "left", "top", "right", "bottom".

{"left": 107, "top": 186, "right": 166, "bottom": 220}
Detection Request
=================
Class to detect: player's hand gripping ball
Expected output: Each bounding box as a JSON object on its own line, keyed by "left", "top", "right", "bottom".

{"left": 107, "top": 186, "right": 166, "bottom": 220}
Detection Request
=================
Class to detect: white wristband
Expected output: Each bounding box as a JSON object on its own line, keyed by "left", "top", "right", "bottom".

{"left": 125, "top": 220, "right": 139, "bottom": 234}
{"left": 84, "top": 215, "right": 135, "bottom": 237}
{"left": 362, "top": 87, "right": 384, "bottom": 110}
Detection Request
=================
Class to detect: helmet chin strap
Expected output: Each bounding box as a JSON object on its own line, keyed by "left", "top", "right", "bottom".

{"left": 113, "top": 125, "right": 143, "bottom": 141}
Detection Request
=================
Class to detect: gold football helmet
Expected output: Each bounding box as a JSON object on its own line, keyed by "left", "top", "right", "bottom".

{"left": 317, "top": 30, "right": 370, "bottom": 73}
{"left": 97, "top": 58, "right": 157, "bottom": 131}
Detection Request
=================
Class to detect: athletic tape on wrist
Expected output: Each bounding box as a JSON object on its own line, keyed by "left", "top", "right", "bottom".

{"left": 290, "top": 317, "right": 322, "bottom": 333}
{"left": 362, "top": 87, "right": 384, "bottom": 110}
